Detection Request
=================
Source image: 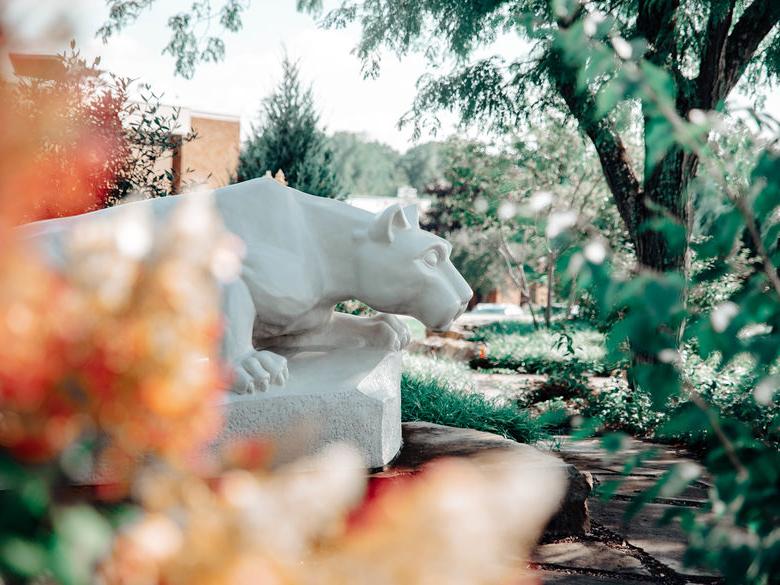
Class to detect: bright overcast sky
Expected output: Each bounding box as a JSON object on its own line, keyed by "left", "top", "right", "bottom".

{"left": 3, "top": 1, "right": 779, "bottom": 152}
{"left": 5, "top": 0, "right": 461, "bottom": 152}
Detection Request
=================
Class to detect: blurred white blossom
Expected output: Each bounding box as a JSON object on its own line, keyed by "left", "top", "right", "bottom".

{"left": 611, "top": 36, "right": 633, "bottom": 59}
{"left": 546, "top": 210, "right": 577, "bottom": 238}
{"left": 529, "top": 191, "right": 554, "bottom": 212}
{"left": 754, "top": 377, "right": 777, "bottom": 406}
{"left": 584, "top": 240, "right": 608, "bottom": 264}
{"left": 688, "top": 109, "right": 708, "bottom": 125}
{"left": 498, "top": 201, "right": 516, "bottom": 220}
{"left": 711, "top": 302, "right": 739, "bottom": 333}
{"left": 583, "top": 11, "right": 606, "bottom": 37}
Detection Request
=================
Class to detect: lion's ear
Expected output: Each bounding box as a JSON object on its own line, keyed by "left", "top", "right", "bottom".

{"left": 367, "top": 204, "right": 410, "bottom": 243}
{"left": 402, "top": 204, "right": 419, "bottom": 228}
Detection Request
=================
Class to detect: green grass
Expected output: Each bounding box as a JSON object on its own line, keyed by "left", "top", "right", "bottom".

{"left": 401, "top": 356, "right": 546, "bottom": 444}
{"left": 469, "top": 320, "right": 618, "bottom": 375}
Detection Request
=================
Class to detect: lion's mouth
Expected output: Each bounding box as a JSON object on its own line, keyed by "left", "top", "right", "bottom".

{"left": 429, "top": 301, "right": 468, "bottom": 332}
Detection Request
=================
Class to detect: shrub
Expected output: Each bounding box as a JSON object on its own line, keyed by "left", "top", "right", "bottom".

{"left": 580, "top": 353, "right": 779, "bottom": 446}
{"left": 582, "top": 379, "right": 664, "bottom": 437}
{"left": 11, "top": 43, "right": 192, "bottom": 221}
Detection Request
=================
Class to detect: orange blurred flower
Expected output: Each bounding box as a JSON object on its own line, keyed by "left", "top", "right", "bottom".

{"left": 99, "top": 445, "right": 563, "bottom": 585}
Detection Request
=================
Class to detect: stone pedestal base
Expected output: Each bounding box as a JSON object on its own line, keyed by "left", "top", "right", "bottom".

{"left": 219, "top": 348, "right": 402, "bottom": 468}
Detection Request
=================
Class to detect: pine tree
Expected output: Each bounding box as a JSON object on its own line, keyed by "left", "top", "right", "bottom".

{"left": 237, "top": 55, "right": 341, "bottom": 198}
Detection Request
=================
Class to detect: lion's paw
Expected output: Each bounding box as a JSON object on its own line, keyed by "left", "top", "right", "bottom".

{"left": 367, "top": 313, "right": 411, "bottom": 351}
{"left": 231, "top": 350, "right": 289, "bottom": 394}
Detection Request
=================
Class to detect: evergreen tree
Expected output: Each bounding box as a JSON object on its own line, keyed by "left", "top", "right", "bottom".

{"left": 237, "top": 56, "right": 340, "bottom": 197}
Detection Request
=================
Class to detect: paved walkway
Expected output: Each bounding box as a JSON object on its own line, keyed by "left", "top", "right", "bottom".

{"left": 463, "top": 371, "right": 720, "bottom": 583}
{"left": 533, "top": 436, "right": 719, "bottom": 584}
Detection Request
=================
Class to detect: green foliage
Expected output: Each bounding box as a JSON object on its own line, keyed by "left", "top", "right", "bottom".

{"left": 99, "top": 0, "right": 780, "bottom": 273}
{"left": 99, "top": 0, "right": 247, "bottom": 79}
{"left": 298, "top": 0, "right": 780, "bottom": 275}
{"left": 562, "top": 133, "right": 780, "bottom": 580}
{"left": 474, "top": 321, "right": 779, "bottom": 446}
{"left": 583, "top": 380, "right": 666, "bottom": 436}
{"left": 469, "top": 320, "right": 617, "bottom": 376}
{"left": 399, "top": 142, "right": 445, "bottom": 193}
{"left": 328, "top": 132, "right": 405, "bottom": 196}
{"left": 237, "top": 55, "right": 341, "bottom": 197}
{"left": 327, "top": 133, "right": 446, "bottom": 196}
{"left": 0, "top": 452, "right": 120, "bottom": 585}
{"left": 402, "top": 356, "right": 545, "bottom": 444}
{"left": 423, "top": 127, "right": 631, "bottom": 320}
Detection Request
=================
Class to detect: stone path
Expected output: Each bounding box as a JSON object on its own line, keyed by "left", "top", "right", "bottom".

{"left": 532, "top": 436, "right": 719, "bottom": 584}
{"left": 462, "top": 369, "right": 720, "bottom": 583}
{"left": 470, "top": 371, "right": 545, "bottom": 402}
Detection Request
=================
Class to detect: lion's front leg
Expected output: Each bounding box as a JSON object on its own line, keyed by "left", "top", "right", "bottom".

{"left": 221, "top": 278, "right": 288, "bottom": 394}
{"left": 267, "top": 312, "right": 410, "bottom": 351}
{"left": 359, "top": 312, "right": 411, "bottom": 350}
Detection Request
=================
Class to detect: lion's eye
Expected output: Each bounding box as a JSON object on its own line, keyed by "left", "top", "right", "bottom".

{"left": 422, "top": 249, "right": 441, "bottom": 268}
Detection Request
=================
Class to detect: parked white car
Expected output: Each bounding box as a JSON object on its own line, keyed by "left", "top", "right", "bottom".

{"left": 469, "top": 303, "right": 524, "bottom": 316}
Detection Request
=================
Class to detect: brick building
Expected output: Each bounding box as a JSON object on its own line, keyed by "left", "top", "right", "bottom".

{"left": 9, "top": 53, "right": 241, "bottom": 194}
{"left": 158, "top": 107, "right": 241, "bottom": 192}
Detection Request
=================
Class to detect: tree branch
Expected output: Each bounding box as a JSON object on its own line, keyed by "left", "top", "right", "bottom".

{"left": 721, "top": 0, "right": 780, "bottom": 100}
{"left": 696, "top": 0, "right": 736, "bottom": 109}
{"left": 497, "top": 231, "right": 539, "bottom": 329}
{"left": 550, "top": 60, "right": 641, "bottom": 236}
{"left": 636, "top": 0, "right": 681, "bottom": 66}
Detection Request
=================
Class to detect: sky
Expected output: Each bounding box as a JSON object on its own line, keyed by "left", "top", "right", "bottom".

{"left": 3, "top": 1, "right": 779, "bottom": 152}
{"left": 4, "top": 0, "right": 460, "bottom": 152}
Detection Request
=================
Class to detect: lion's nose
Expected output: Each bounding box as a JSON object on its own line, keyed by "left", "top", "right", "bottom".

{"left": 456, "top": 276, "right": 473, "bottom": 304}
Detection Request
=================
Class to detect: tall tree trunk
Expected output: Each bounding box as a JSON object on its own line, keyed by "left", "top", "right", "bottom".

{"left": 552, "top": 0, "right": 780, "bottom": 275}
{"left": 634, "top": 144, "right": 698, "bottom": 272}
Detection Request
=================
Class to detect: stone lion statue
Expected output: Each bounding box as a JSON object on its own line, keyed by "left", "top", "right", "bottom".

{"left": 19, "top": 178, "right": 473, "bottom": 394}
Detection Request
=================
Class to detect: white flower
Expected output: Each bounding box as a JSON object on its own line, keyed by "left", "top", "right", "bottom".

{"left": 658, "top": 348, "right": 680, "bottom": 364}
{"left": 567, "top": 252, "right": 585, "bottom": 276}
{"left": 498, "top": 201, "right": 516, "bottom": 220}
{"left": 710, "top": 301, "right": 739, "bottom": 333}
{"left": 688, "top": 108, "right": 708, "bottom": 125}
{"left": 128, "top": 514, "right": 183, "bottom": 561}
{"left": 529, "top": 191, "right": 554, "bottom": 212}
{"left": 677, "top": 461, "right": 701, "bottom": 482}
{"left": 753, "top": 377, "right": 777, "bottom": 406}
{"left": 583, "top": 11, "right": 605, "bottom": 37}
{"left": 474, "top": 197, "right": 488, "bottom": 214}
{"left": 611, "top": 36, "right": 633, "bottom": 60}
{"left": 546, "top": 210, "right": 577, "bottom": 238}
{"left": 584, "top": 240, "right": 608, "bottom": 264}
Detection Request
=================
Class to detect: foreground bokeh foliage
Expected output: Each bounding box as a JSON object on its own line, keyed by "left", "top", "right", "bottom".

{"left": 0, "top": 17, "right": 564, "bottom": 585}
{"left": 3, "top": 1, "right": 779, "bottom": 582}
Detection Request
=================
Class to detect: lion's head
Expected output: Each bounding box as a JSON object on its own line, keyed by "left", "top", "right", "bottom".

{"left": 353, "top": 204, "right": 473, "bottom": 331}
